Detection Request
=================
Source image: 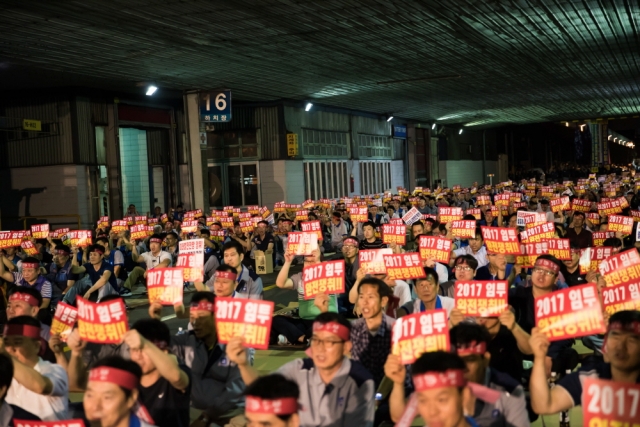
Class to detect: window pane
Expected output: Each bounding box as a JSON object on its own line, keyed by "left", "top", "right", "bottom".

{"left": 242, "top": 164, "right": 259, "bottom": 206}
{"left": 228, "top": 166, "right": 243, "bottom": 206}
{"left": 242, "top": 145, "right": 257, "bottom": 157}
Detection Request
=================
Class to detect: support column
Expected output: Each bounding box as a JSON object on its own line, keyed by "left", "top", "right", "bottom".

{"left": 184, "top": 93, "right": 205, "bottom": 210}
{"left": 105, "top": 102, "right": 122, "bottom": 219}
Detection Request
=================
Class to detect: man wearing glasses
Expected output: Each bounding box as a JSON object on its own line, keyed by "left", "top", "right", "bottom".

{"left": 226, "top": 312, "right": 375, "bottom": 427}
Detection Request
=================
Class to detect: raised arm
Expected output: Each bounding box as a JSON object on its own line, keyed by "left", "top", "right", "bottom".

{"left": 275, "top": 252, "right": 295, "bottom": 289}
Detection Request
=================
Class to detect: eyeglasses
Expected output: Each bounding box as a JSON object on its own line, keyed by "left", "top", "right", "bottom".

{"left": 416, "top": 281, "right": 437, "bottom": 289}
{"left": 532, "top": 267, "right": 556, "bottom": 277}
{"left": 455, "top": 266, "right": 473, "bottom": 272}
{"left": 310, "top": 337, "right": 344, "bottom": 348}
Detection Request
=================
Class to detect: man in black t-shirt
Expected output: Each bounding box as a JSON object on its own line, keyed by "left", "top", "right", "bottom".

{"left": 251, "top": 221, "right": 275, "bottom": 252}
{"left": 559, "top": 244, "right": 588, "bottom": 287}
{"left": 123, "top": 319, "right": 191, "bottom": 427}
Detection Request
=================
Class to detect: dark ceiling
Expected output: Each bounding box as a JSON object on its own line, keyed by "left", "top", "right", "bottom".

{"left": 0, "top": 0, "right": 639, "bottom": 127}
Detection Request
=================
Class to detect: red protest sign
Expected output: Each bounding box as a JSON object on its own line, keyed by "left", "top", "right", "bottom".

{"left": 608, "top": 215, "right": 634, "bottom": 235}
{"left": 571, "top": 198, "right": 592, "bottom": 212}
{"left": 454, "top": 281, "right": 508, "bottom": 317}
{"left": 418, "top": 235, "right": 452, "bottom": 264}
{"left": 592, "top": 231, "right": 614, "bottom": 246}
{"left": 535, "top": 283, "right": 605, "bottom": 341}
{"left": 359, "top": 248, "right": 393, "bottom": 275}
{"left": 391, "top": 309, "right": 450, "bottom": 365}
{"left": 287, "top": 232, "right": 318, "bottom": 256}
{"left": 0, "top": 231, "right": 27, "bottom": 249}
{"left": 476, "top": 195, "right": 491, "bottom": 206}
{"left": 295, "top": 210, "right": 309, "bottom": 221}
{"left": 550, "top": 196, "right": 570, "bottom": 213}
{"left": 97, "top": 216, "right": 110, "bottom": 229}
{"left": 181, "top": 220, "right": 198, "bottom": 233}
{"left": 383, "top": 253, "right": 425, "bottom": 281}
{"left": 134, "top": 215, "right": 148, "bottom": 225}
{"left": 177, "top": 239, "right": 204, "bottom": 282}
{"left": 215, "top": 297, "right": 274, "bottom": 350}
{"left": 520, "top": 222, "right": 556, "bottom": 243}
{"left": 481, "top": 226, "right": 521, "bottom": 254}
{"left": 451, "top": 220, "right": 476, "bottom": 239}
{"left": 51, "top": 302, "right": 78, "bottom": 341}
{"left": 438, "top": 207, "right": 463, "bottom": 224}
{"left": 402, "top": 207, "right": 423, "bottom": 225}
{"left": 30, "top": 224, "right": 49, "bottom": 239}
{"left": 466, "top": 208, "right": 482, "bottom": 220}
{"left": 300, "top": 220, "right": 323, "bottom": 241}
{"left": 14, "top": 420, "right": 84, "bottom": 427}
{"left": 147, "top": 268, "right": 184, "bottom": 305}
{"left": 516, "top": 241, "right": 549, "bottom": 267}
{"left": 598, "top": 248, "right": 640, "bottom": 287}
{"left": 130, "top": 224, "right": 148, "bottom": 241}
{"left": 582, "top": 378, "right": 640, "bottom": 427}
{"left": 545, "top": 238, "right": 571, "bottom": 260}
{"left": 598, "top": 200, "right": 624, "bottom": 216}
{"left": 516, "top": 211, "right": 547, "bottom": 228}
{"left": 68, "top": 230, "right": 92, "bottom": 247}
{"left": 302, "top": 260, "right": 345, "bottom": 299}
{"left": 50, "top": 228, "right": 69, "bottom": 239}
{"left": 381, "top": 223, "right": 407, "bottom": 246}
{"left": 77, "top": 297, "right": 128, "bottom": 344}
{"left": 239, "top": 220, "right": 254, "bottom": 234}
{"left": 580, "top": 247, "right": 613, "bottom": 274}
{"left": 602, "top": 282, "right": 640, "bottom": 315}
{"left": 111, "top": 220, "right": 128, "bottom": 233}
{"left": 349, "top": 207, "right": 368, "bottom": 223}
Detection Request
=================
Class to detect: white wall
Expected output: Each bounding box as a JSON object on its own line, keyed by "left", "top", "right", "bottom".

{"left": 438, "top": 160, "right": 498, "bottom": 187}
{"left": 390, "top": 160, "right": 405, "bottom": 190}
{"left": 260, "top": 161, "right": 286, "bottom": 206}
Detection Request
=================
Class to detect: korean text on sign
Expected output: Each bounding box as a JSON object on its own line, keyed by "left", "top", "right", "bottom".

{"left": 0, "top": 231, "right": 27, "bottom": 249}
{"left": 534, "top": 283, "right": 605, "bottom": 342}
{"left": 601, "top": 282, "right": 640, "bottom": 315}
{"left": 20, "top": 240, "right": 38, "bottom": 256}
{"left": 418, "top": 235, "right": 451, "bottom": 264}
{"left": 549, "top": 196, "right": 570, "bottom": 212}
{"left": 349, "top": 207, "right": 368, "bottom": 223}
{"left": 302, "top": 260, "right": 345, "bottom": 299}
{"left": 391, "top": 309, "right": 450, "bottom": 365}
{"left": 450, "top": 220, "right": 476, "bottom": 239}
{"left": 76, "top": 297, "right": 128, "bottom": 344}
{"left": 51, "top": 302, "right": 78, "bottom": 341}
{"left": 147, "top": 268, "right": 184, "bottom": 305}
{"left": 516, "top": 241, "right": 549, "bottom": 267}
{"left": 382, "top": 224, "right": 406, "bottom": 246}
{"left": 545, "top": 238, "right": 571, "bottom": 260}
{"left": 520, "top": 222, "right": 556, "bottom": 243}
{"left": 300, "top": 220, "right": 323, "bottom": 241}
{"left": 383, "top": 253, "right": 425, "bottom": 281}
{"left": 592, "top": 231, "right": 614, "bottom": 246}
{"left": 607, "top": 215, "right": 634, "bottom": 235}
{"left": 14, "top": 420, "right": 85, "bottom": 427}
{"left": 31, "top": 224, "right": 49, "bottom": 239}
{"left": 68, "top": 230, "right": 92, "bottom": 247}
{"left": 481, "top": 227, "right": 521, "bottom": 254}
{"left": 111, "top": 220, "right": 128, "bottom": 233}
{"left": 580, "top": 247, "right": 613, "bottom": 274}
{"left": 287, "top": 232, "right": 318, "bottom": 256}
{"left": 598, "top": 248, "right": 640, "bottom": 287}
{"left": 130, "top": 224, "right": 148, "bottom": 241}
{"left": 438, "top": 207, "right": 463, "bottom": 224}
{"left": 178, "top": 239, "right": 204, "bottom": 282}
{"left": 402, "top": 207, "right": 422, "bottom": 226}
{"left": 215, "top": 297, "right": 274, "bottom": 350}
{"left": 582, "top": 378, "right": 640, "bottom": 427}
{"left": 359, "top": 248, "right": 393, "bottom": 275}
{"left": 455, "top": 281, "right": 508, "bottom": 317}
{"left": 181, "top": 220, "right": 198, "bottom": 233}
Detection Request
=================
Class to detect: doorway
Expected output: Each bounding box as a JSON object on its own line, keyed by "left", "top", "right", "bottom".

{"left": 208, "top": 162, "right": 260, "bottom": 208}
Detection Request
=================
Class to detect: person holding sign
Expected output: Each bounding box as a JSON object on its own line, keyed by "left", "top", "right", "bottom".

{"left": 124, "top": 320, "right": 191, "bottom": 427}
{"left": 227, "top": 312, "right": 376, "bottom": 427}
{"left": 565, "top": 211, "right": 593, "bottom": 249}
{"left": 6, "top": 288, "right": 51, "bottom": 341}
{"left": 2, "top": 316, "right": 69, "bottom": 420}
{"left": 0, "top": 255, "right": 53, "bottom": 309}
{"left": 222, "top": 241, "right": 264, "bottom": 300}
{"left": 0, "top": 353, "right": 41, "bottom": 425}
{"left": 83, "top": 356, "right": 156, "bottom": 427}
{"left": 449, "top": 324, "right": 530, "bottom": 426}
{"left": 170, "top": 292, "right": 246, "bottom": 427}
{"left": 397, "top": 267, "right": 455, "bottom": 318}
{"left": 123, "top": 235, "right": 172, "bottom": 293}
{"left": 439, "top": 255, "right": 478, "bottom": 299}
{"left": 69, "top": 245, "right": 119, "bottom": 302}
{"left": 194, "top": 265, "right": 244, "bottom": 298}
{"left": 243, "top": 374, "right": 300, "bottom": 427}
{"left": 450, "top": 228, "right": 489, "bottom": 269}
{"left": 44, "top": 244, "right": 78, "bottom": 296}
{"left": 272, "top": 249, "right": 336, "bottom": 345}
{"left": 529, "top": 310, "right": 640, "bottom": 415}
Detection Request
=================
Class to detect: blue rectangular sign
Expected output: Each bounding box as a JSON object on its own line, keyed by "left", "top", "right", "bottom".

{"left": 200, "top": 91, "right": 232, "bottom": 123}
{"left": 393, "top": 125, "right": 407, "bottom": 139}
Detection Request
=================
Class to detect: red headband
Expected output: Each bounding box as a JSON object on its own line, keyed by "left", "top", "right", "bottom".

{"left": 245, "top": 396, "right": 298, "bottom": 415}
{"left": 312, "top": 321, "right": 350, "bottom": 342}
{"left": 456, "top": 341, "right": 487, "bottom": 357}
{"left": 56, "top": 249, "right": 70, "bottom": 256}
{"left": 534, "top": 258, "right": 559, "bottom": 274}
{"left": 21, "top": 262, "right": 39, "bottom": 269}
{"left": 3, "top": 324, "right": 41, "bottom": 339}
{"left": 413, "top": 369, "right": 467, "bottom": 391}
{"left": 215, "top": 271, "right": 237, "bottom": 281}
{"left": 89, "top": 367, "right": 139, "bottom": 390}
{"left": 9, "top": 292, "right": 40, "bottom": 308}
{"left": 90, "top": 247, "right": 105, "bottom": 254}
{"left": 343, "top": 238, "right": 359, "bottom": 247}
{"left": 608, "top": 321, "right": 640, "bottom": 336}
{"left": 150, "top": 238, "right": 163, "bottom": 243}
{"left": 190, "top": 301, "right": 214, "bottom": 312}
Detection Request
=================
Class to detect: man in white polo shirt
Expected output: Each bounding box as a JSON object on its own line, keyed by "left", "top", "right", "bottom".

{"left": 2, "top": 316, "right": 68, "bottom": 420}
{"left": 122, "top": 234, "right": 172, "bottom": 293}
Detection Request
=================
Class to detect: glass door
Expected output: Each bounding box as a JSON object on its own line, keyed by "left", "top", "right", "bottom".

{"left": 208, "top": 162, "right": 260, "bottom": 207}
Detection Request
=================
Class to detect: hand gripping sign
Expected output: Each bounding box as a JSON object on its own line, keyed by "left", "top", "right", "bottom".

{"left": 454, "top": 281, "right": 508, "bottom": 317}
{"left": 302, "top": 260, "right": 345, "bottom": 300}
{"left": 391, "top": 309, "right": 450, "bottom": 365}
{"left": 147, "top": 268, "right": 184, "bottom": 305}
{"left": 77, "top": 297, "right": 128, "bottom": 344}
{"left": 214, "top": 297, "right": 274, "bottom": 350}
{"left": 582, "top": 377, "right": 640, "bottom": 427}
{"left": 534, "top": 283, "right": 606, "bottom": 342}
{"left": 51, "top": 302, "right": 78, "bottom": 341}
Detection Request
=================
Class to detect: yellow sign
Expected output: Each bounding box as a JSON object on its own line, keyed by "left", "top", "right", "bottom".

{"left": 591, "top": 167, "right": 599, "bottom": 173}
{"left": 23, "top": 119, "right": 41, "bottom": 131}
{"left": 287, "top": 133, "right": 298, "bottom": 156}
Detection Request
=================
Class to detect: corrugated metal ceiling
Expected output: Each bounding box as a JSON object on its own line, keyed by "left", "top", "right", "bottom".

{"left": 0, "top": 0, "right": 638, "bottom": 126}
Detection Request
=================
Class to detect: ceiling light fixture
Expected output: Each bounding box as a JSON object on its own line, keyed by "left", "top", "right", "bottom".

{"left": 459, "top": 129, "right": 463, "bottom": 135}
{"left": 432, "top": 123, "right": 437, "bottom": 130}
{"left": 387, "top": 115, "right": 394, "bottom": 122}
{"left": 580, "top": 124, "right": 586, "bottom": 131}
{"left": 146, "top": 85, "right": 158, "bottom": 96}
{"left": 305, "top": 102, "right": 313, "bottom": 112}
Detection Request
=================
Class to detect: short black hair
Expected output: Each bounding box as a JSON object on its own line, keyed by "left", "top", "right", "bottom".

{"left": 608, "top": 310, "right": 640, "bottom": 335}
{"left": 424, "top": 218, "right": 436, "bottom": 226}
{"left": 167, "top": 231, "right": 179, "bottom": 240}
{"left": 216, "top": 264, "right": 237, "bottom": 275}
{"left": 357, "top": 277, "right": 392, "bottom": 299}
{"left": 603, "top": 237, "right": 623, "bottom": 248}
{"left": 199, "top": 229, "right": 211, "bottom": 237}
{"left": 21, "top": 256, "right": 40, "bottom": 266}
{"left": 411, "top": 221, "right": 425, "bottom": 230}
{"left": 473, "top": 227, "right": 483, "bottom": 239}
{"left": 244, "top": 374, "right": 299, "bottom": 421}
{"left": 449, "top": 323, "right": 492, "bottom": 350}
{"left": 573, "top": 211, "right": 586, "bottom": 219}
{"left": 91, "top": 356, "right": 142, "bottom": 398}
{"left": 8, "top": 287, "right": 43, "bottom": 307}
{"left": 313, "top": 312, "right": 351, "bottom": 334}
{"left": 332, "top": 211, "right": 342, "bottom": 219}
{"left": 412, "top": 350, "right": 467, "bottom": 376}
{"left": 0, "top": 353, "right": 13, "bottom": 394}
{"left": 454, "top": 254, "right": 478, "bottom": 271}
{"left": 87, "top": 244, "right": 104, "bottom": 255}
{"left": 223, "top": 240, "right": 245, "bottom": 256}
{"left": 462, "top": 214, "right": 477, "bottom": 221}
{"left": 131, "top": 319, "right": 170, "bottom": 348}
{"left": 55, "top": 244, "right": 71, "bottom": 254}
{"left": 416, "top": 266, "right": 439, "bottom": 284}
{"left": 362, "top": 221, "right": 377, "bottom": 231}
{"left": 96, "top": 236, "right": 110, "bottom": 245}
{"left": 191, "top": 291, "right": 215, "bottom": 305}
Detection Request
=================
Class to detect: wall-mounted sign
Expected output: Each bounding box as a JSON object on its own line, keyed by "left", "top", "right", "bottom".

{"left": 23, "top": 119, "right": 41, "bottom": 131}
{"left": 393, "top": 125, "right": 407, "bottom": 139}
{"left": 287, "top": 133, "right": 298, "bottom": 156}
{"left": 200, "top": 91, "right": 232, "bottom": 123}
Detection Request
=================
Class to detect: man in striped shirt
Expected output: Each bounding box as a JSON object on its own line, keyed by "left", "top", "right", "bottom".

{"left": 0, "top": 255, "right": 53, "bottom": 308}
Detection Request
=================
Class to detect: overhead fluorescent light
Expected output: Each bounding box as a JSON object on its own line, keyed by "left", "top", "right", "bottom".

{"left": 305, "top": 103, "right": 313, "bottom": 112}
{"left": 431, "top": 123, "right": 436, "bottom": 130}
{"left": 459, "top": 129, "right": 463, "bottom": 135}
{"left": 146, "top": 85, "right": 158, "bottom": 96}
{"left": 387, "top": 115, "right": 394, "bottom": 122}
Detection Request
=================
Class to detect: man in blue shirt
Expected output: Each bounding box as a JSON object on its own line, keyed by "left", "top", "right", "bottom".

{"left": 70, "top": 244, "right": 119, "bottom": 302}
{"left": 45, "top": 245, "right": 78, "bottom": 296}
